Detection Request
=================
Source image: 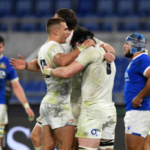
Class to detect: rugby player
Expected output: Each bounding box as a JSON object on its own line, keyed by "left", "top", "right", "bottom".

{"left": 124, "top": 33, "right": 150, "bottom": 150}
{"left": 10, "top": 8, "right": 115, "bottom": 150}
{"left": 0, "top": 36, "right": 35, "bottom": 150}
{"left": 43, "top": 26, "right": 117, "bottom": 150}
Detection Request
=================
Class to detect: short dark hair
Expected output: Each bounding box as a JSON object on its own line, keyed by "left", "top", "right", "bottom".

{"left": 0, "top": 35, "right": 4, "bottom": 45}
{"left": 56, "top": 8, "right": 77, "bottom": 30}
{"left": 46, "top": 17, "right": 66, "bottom": 34}
{"left": 71, "top": 26, "right": 95, "bottom": 49}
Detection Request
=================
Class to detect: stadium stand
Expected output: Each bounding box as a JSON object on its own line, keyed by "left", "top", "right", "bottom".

{"left": 0, "top": 0, "right": 150, "bottom": 32}
{"left": 96, "top": 0, "right": 114, "bottom": 17}
{"left": 117, "top": 0, "right": 135, "bottom": 17}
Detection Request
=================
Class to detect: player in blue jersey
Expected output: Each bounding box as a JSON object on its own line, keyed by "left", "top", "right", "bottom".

{"left": 124, "top": 33, "right": 150, "bottom": 150}
{"left": 0, "top": 36, "right": 35, "bottom": 150}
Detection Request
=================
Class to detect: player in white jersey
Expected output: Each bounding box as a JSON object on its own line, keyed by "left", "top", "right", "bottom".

{"left": 10, "top": 9, "right": 115, "bottom": 150}
{"left": 43, "top": 27, "right": 116, "bottom": 150}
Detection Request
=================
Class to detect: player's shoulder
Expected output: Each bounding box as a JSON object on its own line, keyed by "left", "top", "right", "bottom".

{"left": 2, "top": 55, "right": 9, "bottom": 60}
{"left": 1, "top": 55, "right": 10, "bottom": 63}
{"left": 135, "top": 53, "right": 150, "bottom": 63}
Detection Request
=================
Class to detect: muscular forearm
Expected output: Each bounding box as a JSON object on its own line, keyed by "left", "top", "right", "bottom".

{"left": 137, "top": 78, "right": 150, "bottom": 98}
{"left": 51, "top": 67, "right": 72, "bottom": 79}
{"left": 13, "top": 83, "right": 28, "bottom": 105}
{"left": 101, "top": 43, "right": 115, "bottom": 55}
{"left": 55, "top": 47, "right": 80, "bottom": 67}
{"left": 27, "top": 59, "right": 40, "bottom": 72}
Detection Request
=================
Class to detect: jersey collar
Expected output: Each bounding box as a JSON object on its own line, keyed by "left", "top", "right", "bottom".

{"left": 0, "top": 54, "right": 3, "bottom": 60}
{"left": 132, "top": 53, "right": 147, "bottom": 61}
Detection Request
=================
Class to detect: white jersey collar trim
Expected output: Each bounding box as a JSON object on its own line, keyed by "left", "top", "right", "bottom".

{"left": 0, "top": 54, "right": 3, "bottom": 60}
{"left": 132, "top": 53, "right": 147, "bottom": 61}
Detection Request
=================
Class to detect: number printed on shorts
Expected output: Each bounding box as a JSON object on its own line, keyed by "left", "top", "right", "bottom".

{"left": 106, "top": 62, "right": 111, "bottom": 75}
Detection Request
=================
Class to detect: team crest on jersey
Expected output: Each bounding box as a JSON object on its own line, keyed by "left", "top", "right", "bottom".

{"left": 0, "top": 63, "right": 6, "bottom": 69}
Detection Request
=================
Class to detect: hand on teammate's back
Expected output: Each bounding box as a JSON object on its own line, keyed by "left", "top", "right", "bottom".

{"left": 104, "top": 52, "right": 115, "bottom": 63}
{"left": 132, "top": 96, "right": 142, "bottom": 107}
{"left": 9, "top": 54, "right": 27, "bottom": 70}
{"left": 83, "top": 39, "right": 96, "bottom": 49}
{"left": 26, "top": 108, "right": 35, "bottom": 121}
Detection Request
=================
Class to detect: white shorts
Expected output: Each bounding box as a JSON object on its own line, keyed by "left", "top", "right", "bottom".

{"left": 71, "top": 96, "right": 82, "bottom": 126}
{"left": 76, "top": 113, "right": 116, "bottom": 139}
{"left": 36, "top": 116, "right": 42, "bottom": 127}
{"left": 124, "top": 110, "right": 150, "bottom": 138}
{"left": 40, "top": 103, "right": 74, "bottom": 129}
{"left": 0, "top": 104, "right": 8, "bottom": 125}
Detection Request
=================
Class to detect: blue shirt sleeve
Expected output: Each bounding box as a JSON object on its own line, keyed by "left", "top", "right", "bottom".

{"left": 6, "top": 64, "right": 18, "bottom": 81}
{"left": 137, "top": 57, "right": 150, "bottom": 76}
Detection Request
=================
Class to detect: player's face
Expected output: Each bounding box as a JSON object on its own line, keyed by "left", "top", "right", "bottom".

{"left": 123, "top": 42, "right": 133, "bottom": 58}
{"left": 0, "top": 42, "right": 4, "bottom": 55}
{"left": 59, "top": 22, "right": 69, "bottom": 43}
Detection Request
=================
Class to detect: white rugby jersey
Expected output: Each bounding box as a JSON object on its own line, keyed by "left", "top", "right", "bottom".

{"left": 38, "top": 41, "right": 72, "bottom": 105}
{"left": 75, "top": 46, "right": 116, "bottom": 118}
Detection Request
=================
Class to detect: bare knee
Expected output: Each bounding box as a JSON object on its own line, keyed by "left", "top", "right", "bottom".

{"left": 30, "top": 130, "right": 41, "bottom": 146}
{"left": 30, "top": 132, "right": 36, "bottom": 143}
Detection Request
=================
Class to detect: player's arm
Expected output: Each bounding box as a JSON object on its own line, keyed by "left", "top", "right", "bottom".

{"left": 9, "top": 55, "right": 40, "bottom": 72}
{"left": 44, "top": 47, "right": 99, "bottom": 78}
{"left": 11, "top": 80, "right": 35, "bottom": 121}
{"left": 94, "top": 37, "right": 115, "bottom": 62}
{"left": 101, "top": 43, "right": 115, "bottom": 63}
{"left": 50, "top": 61, "right": 84, "bottom": 78}
{"left": 132, "top": 69, "right": 150, "bottom": 107}
{"left": 53, "top": 39, "right": 95, "bottom": 67}
{"left": 100, "top": 43, "right": 115, "bottom": 55}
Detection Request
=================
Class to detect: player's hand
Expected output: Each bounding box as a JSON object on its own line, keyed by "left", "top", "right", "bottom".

{"left": 9, "top": 54, "right": 27, "bottom": 70}
{"left": 104, "top": 52, "right": 115, "bottom": 63}
{"left": 25, "top": 108, "right": 35, "bottom": 121}
{"left": 132, "top": 96, "right": 142, "bottom": 108}
{"left": 83, "top": 39, "right": 96, "bottom": 49}
{"left": 43, "top": 62, "right": 52, "bottom": 76}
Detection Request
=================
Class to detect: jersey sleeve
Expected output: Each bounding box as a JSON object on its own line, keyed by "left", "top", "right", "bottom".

{"left": 49, "top": 44, "right": 65, "bottom": 60}
{"left": 93, "top": 37, "right": 104, "bottom": 46}
{"left": 75, "top": 47, "right": 104, "bottom": 67}
{"left": 6, "top": 64, "right": 18, "bottom": 82}
{"left": 137, "top": 57, "right": 150, "bottom": 76}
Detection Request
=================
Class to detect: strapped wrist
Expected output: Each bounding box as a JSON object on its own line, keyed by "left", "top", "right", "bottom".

{"left": 23, "top": 103, "right": 30, "bottom": 109}
{"left": 25, "top": 61, "right": 28, "bottom": 70}
{"left": 77, "top": 44, "right": 86, "bottom": 51}
{"left": 44, "top": 68, "right": 52, "bottom": 76}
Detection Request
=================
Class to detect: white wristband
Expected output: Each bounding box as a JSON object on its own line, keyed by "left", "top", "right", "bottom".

{"left": 77, "top": 44, "right": 86, "bottom": 51}
{"left": 44, "top": 68, "right": 52, "bottom": 76}
{"left": 23, "top": 103, "right": 30, "bottom": 109}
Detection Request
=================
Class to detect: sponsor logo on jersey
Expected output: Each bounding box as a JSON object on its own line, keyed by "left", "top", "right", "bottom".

{"left": 0, "top": 63, "right": 6, "bottom": 69}
{"left": 0, "top": 70, "right": 6, "bottom": 79}
{"left": 125, "top": 72, "right": 130, "bottom": 81}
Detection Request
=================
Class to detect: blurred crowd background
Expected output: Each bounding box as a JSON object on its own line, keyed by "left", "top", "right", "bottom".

{"left": 1, "top": 0, "right": 150, "bottom": 149}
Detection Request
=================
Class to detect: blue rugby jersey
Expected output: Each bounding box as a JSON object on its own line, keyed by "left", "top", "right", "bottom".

{"left": 0, "top": 55, "right": 18, "bottom": 104}
{"left": 124, "top": 53, "right": 150, "bottom": 111}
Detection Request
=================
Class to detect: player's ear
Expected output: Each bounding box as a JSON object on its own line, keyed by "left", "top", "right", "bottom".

{"left": 53, "top": 29, "right": 58, "bottom": 35}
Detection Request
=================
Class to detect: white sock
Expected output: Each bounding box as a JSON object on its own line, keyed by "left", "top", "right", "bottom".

{"left": 34, "top": 146, "right": 42, "bottom": 150}
{"left": 79, "top": 146, "right": 98, "bottom": 150}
